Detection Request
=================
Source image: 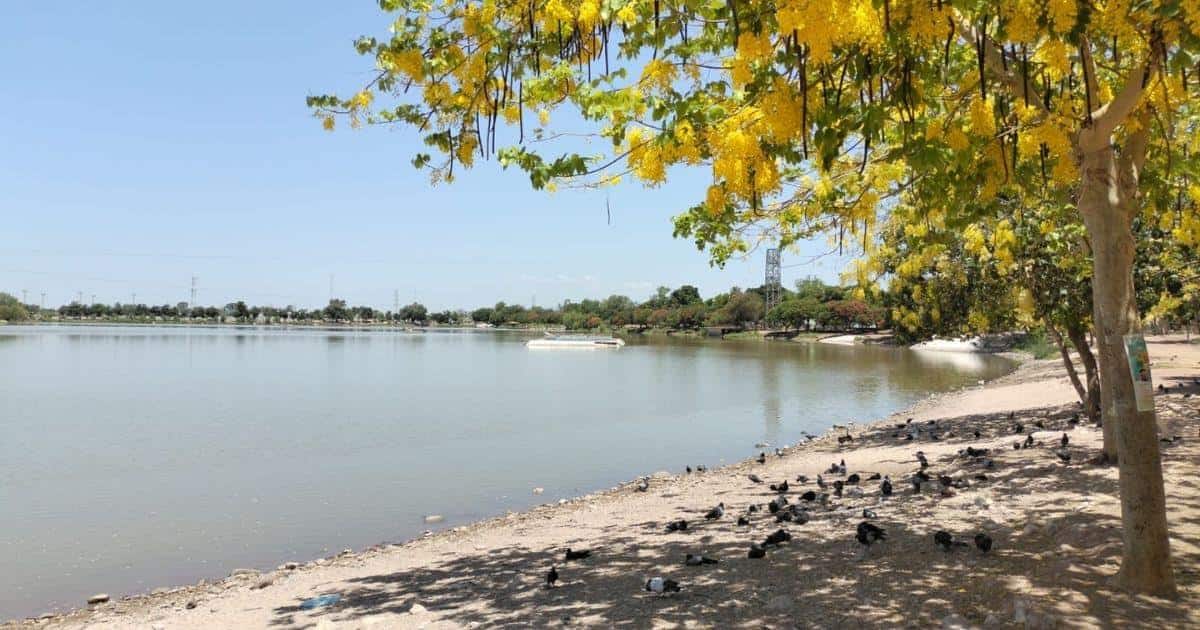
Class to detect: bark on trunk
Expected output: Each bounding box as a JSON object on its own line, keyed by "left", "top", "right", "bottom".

{"left": 1047, "top": 324, "right": 1088, "bottom": 405}
{"left": 1077, "top": 143, "right": 1176, "bottom": 596}
{"left": 1067, "top": 324, "right": 1102, "bottom": 427}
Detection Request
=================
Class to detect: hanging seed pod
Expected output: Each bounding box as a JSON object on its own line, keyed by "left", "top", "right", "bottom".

{"left": 975, "top": 17, "right": 988, "bottom": 99}
{"left": 1021, "top": 45, "right": 1030, "bottom": 106}
{"left": 943, "top": 18, "right": 955, "bottom": 74}
{"left": 729, "top": 0, "right": 740, "bottom": 42}
{"left": 883, "top": 0, "right": 890, "bottom": 31}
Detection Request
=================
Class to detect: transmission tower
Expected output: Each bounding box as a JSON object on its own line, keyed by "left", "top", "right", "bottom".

{"left": 190, "top": 276, "right": 197, "bottom": 309}
{"left": 765, "top": 248, "right": 782, "bottom": 312}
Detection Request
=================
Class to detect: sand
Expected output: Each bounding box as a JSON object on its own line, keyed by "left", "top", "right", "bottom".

{"left": 8, "top": 337, "right": 1200, "bottom": 629}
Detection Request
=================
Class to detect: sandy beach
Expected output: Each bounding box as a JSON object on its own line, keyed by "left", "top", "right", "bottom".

{"left": 8, "top": 337, "right": 1200, "bottom": 629}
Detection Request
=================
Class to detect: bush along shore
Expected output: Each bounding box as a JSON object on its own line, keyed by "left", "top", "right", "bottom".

{"left": 8, "top": 340, "right": 1200, "bottom": 629}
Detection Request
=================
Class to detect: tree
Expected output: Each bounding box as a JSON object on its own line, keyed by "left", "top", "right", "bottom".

{"left": 669, "top": 285, "right": 702, "bottom": 306}
{"left": 324, "top": 299, "right": 348, "bottom": 322}
{"left": 317, "top": 0, "right": 1198, "bottom": 594}
{"left": 400, "top": 302, "right": 428, "bottom": 322}
{"left": 723, "top": 289, "right": 765, "bottom": 326}
{"left": 0, "top": 292, "right": 29, "bottom": 322}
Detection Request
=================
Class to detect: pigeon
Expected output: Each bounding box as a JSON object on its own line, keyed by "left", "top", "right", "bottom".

{"left": 817, "top": 474, "right": 827, "bottom": 489}
{"left": 1014, "top": 423, "right": 1024, "bottom": 434}
{"left": 974, "top": 474, "right": 990, "bottom": 481}
{"left": 833, "top": 480, "right": 844, "bottom": 498}
{"left": 867, "top": 472, "right": 882, "bottom": 481}
{"left": 973, "top": 430, "right": 982, "bottom": 439}
{"left": 769, "top": 480, "right": 789, "bottom": 493}
{"left": 757, "top": 452, "right": 767, "bottom": 464}
{"left": 665, "top": 519, "right": 688, "bottom": 533}
{"left": 1034, "top": 419, "right": 1046, "bottom": 430}
{"left": 846, "top": 473, "right": 861, "bottom": 485}
{"left": 747, "top": 504, "right": 759, "bottom": 513}
{"left": 796, "top": 474, "right": 808, "bottom": 484}
{"left": 737, "top": 515, "right": 750, "bottom": 526}
{"left": 546, "top": 566, "right": 559, "bottom": 587}
{"left": 686, "top": 466, "right": 692, "bottom": 474}
{"left": 704, "top": 503, "right": 725, "bottom": 520}
{"left": 747, "top": 544, "right": 766, "bottom": 559}
{"left": 916, "top": 452, "right": 929, "bottom": 468}
{"left": 934, "top": 531, "right": 968, "bottom": 551}
{"left": 937, "top": 474, "right": 954, "bottom": 489}
{"left": 636, "top": 477, "right": 649, "bottom": 492}
{"left": 1060, "top": 433, "right": 1069, "bottom": 448}
{"left": 763, "top": 529, "right": 792, "bottom": 547}
{"left": 827, "top": 462, "right": 840, "bottom": 474}
{"left": 564, "top": 548, "right": 591, "bottom": 562}
{"left": 768, "top": 498, "right": 784, "bottom": 514}
{"left": 1024, "top": 434, "right": 1035, "bottom": 448}
{"left": 839, "top": 459, "right": 848, "bottom": 475}
{"left": 856, "top": 522, "right": 886, "bottom": 546}
{"left": 916, "top": 470, "right": 931, "bottom": 482}
{"left": 748, "top": 474, "right": 764, "bottom": 484}
{"left": 1057, "top": 450, "right": 1072, "bottom": 464}
{"left": 644, "top": 577, "right": 681, "bottom": 594}
{"left": 775, "top": 448, "right": 785, "bottom": 457}
{"left": 911, "top": 475, "right": 923, "bottom": 494}
{"left": 838, "top": 434, "right": 854, "bottom": 445}
{"left": 800, "top": 490, "right": 817, "bottom": 502}
{"left": 1158, "top": 383, "right": 1167, "bottom": 393}
{"left": 1012, "top": 442, "right": 1021, "bottom": 450}
{"left": 684, "top": 553, "right": 718, "bottom": 566}
{"left": 862, "top": 508, "right": 877, "bottom": 519}
{"left": 881, "top": 477, "right": 893, "bottom": 497}
{"left": 974, "top": 533, "right": 993, "bottom": 553}
{"left": 696, "top": 465, "right": 707, "bottom": 472}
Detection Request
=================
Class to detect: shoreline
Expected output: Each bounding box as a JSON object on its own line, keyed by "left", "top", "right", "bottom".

{"left": 8, "top": 340, "right": 1200, "bottom": 628}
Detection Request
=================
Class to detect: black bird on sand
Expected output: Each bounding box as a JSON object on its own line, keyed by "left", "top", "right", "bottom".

{"left": 737, "top": 515, "right": 750, "bottom": 526}
{"left": 1012, "top": 442, "right": 1021, "bottom": 450}
{"left": 796, "top": 474, "right": 809, "bottom": 483}
{"left": 1024, "top": 434, "right": 1035, "bottom": 448}
{"left": 867, "top": 472, "right": 882, "bottom": 481}
{"left": 800, "top": 490, "right": 817, "bottom": 502}
{"left": 916, "top": 452, "right": 929, "bottom": 468}
{"left": 881, "top": 477, "right": 893, "bottom": 497}
{"left": 696, "top": 465, "right": 707, "bottom": 472}
{"left": 937, "top": 474, "right": 954, "bottom": 488}
{"left": 769, "top": 480, "right": 789, "bottom": 493}
{"left": 686, "top": 466, "right": 692, "bottom": 474}
{"left": 856, "top": 522, "right": 886, "bottom": 546}
{"left": 763, "top": 529, "right": 792, "bottom": 547}
{"left": 747, "top": 544, "right": 766, "bottom": 559}
{"left": 862, "top": 508, "right": 877, "bottom": 519}
{"left": 1013, "top": 422, "right": 1024, "bottom": 434}
{"left": 1034, "top": 419, "right": 1046, "bottom": 430}
{"left": 546, "top": 566, "right": 559, "bottom": 587}
{"left": 1057, "top": 450, "right": 1072, "bottom": 464}
{"left": 916, "top": 470, "right": 931, "bottom": 482}
{"left": 973, "top": 430, "right": 982, "bottom": 439}
{"left": 748, "top": 473, "right": 764, "bottom": 484}
{"left": 974, "top": 533, "right": 993, "bottom": 553}
{"left": 704, "top": 503, "right": 726, "bottom": 520}
{"left": 665, "top": 519, "right": 688, "bottom": 533}
{"left": 636, "top": 477, "right": 649, "bottom": 492}
{"left": 911, "top": 475, "right": 923, "bottom": 494}
{"left": 846, "top": 473, "right": 861, "bottom": 485}
{"left": 747, "top": 504, "right": 759, "bottom": 513}
{"left": 684, "top": 553, "right": 719, "bottom": 566}
{"left": 564, "top": 548, "right": 591, "bottom": 561}
{"left": 768, "top": 497, "right": 784, "bottom": 514}
{"left": 1060, "top": 433, "right": 1069, "bottom": 448}
{"left": 644, "top": 577, "right": 681, "bottom": 594}
{"left": 757, "top": 452, "right": 767, "bottom": 464}
{"left": 934, "top": 531, "right": 968, "bottom": 551}
{"left": 833, "top": 480, "right": 844, "bottom": 498}
{"left": 817, "top": 474, "right": 827, "bottom": 489}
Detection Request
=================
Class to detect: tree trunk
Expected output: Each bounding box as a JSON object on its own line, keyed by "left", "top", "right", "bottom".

{"left": 1067, "top": 323, "right": 1102, "bottom": 428}
{"left": 1047, "top": 324, "right": 1088, "bottom": 405}
{"left": 1077, "top": 144, "right": 1176, "bottom": 596}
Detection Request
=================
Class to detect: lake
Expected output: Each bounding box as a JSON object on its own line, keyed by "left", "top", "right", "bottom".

{"left": 0, "top": 325, "right": 1012, "bottom": 620}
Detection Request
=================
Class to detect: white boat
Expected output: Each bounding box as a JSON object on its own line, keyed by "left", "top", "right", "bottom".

{"left": 526, "top": 333, "right": 625, "bottom": 349}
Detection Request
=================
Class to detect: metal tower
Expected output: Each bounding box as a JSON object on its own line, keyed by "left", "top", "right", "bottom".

{"left": 765, "top": 248, "right": 782, "bottom": 312}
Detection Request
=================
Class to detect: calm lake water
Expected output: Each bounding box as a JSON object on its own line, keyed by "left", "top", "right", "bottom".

{"left": 0, "top": 325, "right": 1011, "bottom": 619}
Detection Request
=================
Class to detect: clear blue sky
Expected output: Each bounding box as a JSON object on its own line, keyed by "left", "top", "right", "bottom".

{"left": 0, "top": 2, "right": 850, "bottom": 311}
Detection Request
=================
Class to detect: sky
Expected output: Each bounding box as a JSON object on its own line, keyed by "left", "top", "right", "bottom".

{"left": 0, "top": 2, "right": 852, "bottom": 312}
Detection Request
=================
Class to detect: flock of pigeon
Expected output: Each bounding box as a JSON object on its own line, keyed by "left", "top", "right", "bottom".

{"left": 545, "top": 412, "right": 1087, "bottom": 596}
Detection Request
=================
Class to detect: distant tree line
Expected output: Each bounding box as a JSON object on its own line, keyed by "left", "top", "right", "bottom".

{"left": 3, "top": 277, "right": 884, "bottom": 332}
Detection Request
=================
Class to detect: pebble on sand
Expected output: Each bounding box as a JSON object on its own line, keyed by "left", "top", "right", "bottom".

{"left": 532, "top": 487, "right": 545, "bottom": 495}
{"left": 87, "top": 594, "right": 110, "bottom": 605}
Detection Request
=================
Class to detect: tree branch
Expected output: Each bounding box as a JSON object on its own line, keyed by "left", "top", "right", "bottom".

{"left": 953, "top": 14, "right": 1048, "bottom": 114}
{"left": 1085, "top": 36, "right": 1163, "bottom": 151}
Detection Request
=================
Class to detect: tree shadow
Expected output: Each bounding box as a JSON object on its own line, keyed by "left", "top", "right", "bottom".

{"left": 266, "top": 400, "right": 1200, "bottom": 628}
